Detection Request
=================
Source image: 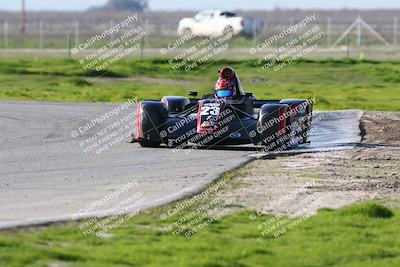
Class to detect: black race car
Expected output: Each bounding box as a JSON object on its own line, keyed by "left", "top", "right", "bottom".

{"left": 133, "top": 67, "right": 313, "bottom": 151}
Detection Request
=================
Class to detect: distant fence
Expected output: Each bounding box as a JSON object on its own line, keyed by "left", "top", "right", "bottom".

{"left": 0, "top": 11, "right": 399, "bottom": 59}
{"left": 1, "top": 47, "right": 399, "bottom": 61}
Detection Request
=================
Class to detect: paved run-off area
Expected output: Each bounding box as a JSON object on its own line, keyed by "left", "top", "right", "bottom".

{"left": 0, "top": 101, "right": 362, "bottom": 229}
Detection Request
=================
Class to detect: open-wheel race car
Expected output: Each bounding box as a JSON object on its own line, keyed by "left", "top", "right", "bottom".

{"left": 133, "top": 67, "right": 313, "bottom": 151}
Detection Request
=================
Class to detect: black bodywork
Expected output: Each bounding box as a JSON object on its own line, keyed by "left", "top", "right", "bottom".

{"left": 134, "top": 92, "right": 313, "bottom": 150}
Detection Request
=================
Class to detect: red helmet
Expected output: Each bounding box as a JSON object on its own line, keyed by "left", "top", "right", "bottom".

{"left": 215, "top": 78, "right": 235, "bottom": 98}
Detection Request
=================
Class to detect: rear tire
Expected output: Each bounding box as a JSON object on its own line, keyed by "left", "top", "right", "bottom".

{"left": 223, "top": 25, "right": 233, "bottom": 34}
{"left": 254, "top": 103, "right": 289, "bottom": 151}
{"left": 279, "top": 99, "right": 313, "bottom": 145}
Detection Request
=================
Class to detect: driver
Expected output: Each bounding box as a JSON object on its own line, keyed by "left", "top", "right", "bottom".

{"left": 214, "top": 78, "right": 236, "bottom": 99}
{"left": 214, "top": 67, "right": 243, "bottom": 99}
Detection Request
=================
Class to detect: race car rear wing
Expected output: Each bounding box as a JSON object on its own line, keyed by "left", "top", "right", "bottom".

{"left": 187, "top": 91, "right": 281, "bottom": 108}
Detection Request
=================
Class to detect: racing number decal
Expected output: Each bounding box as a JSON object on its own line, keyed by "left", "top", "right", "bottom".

{"left": 200, "top": 106, "right": 220, "bottom": 116}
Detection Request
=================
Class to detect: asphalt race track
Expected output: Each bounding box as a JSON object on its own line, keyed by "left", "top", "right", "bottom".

{"left": 0, "top": 101, "right": 362, "bottom": 229}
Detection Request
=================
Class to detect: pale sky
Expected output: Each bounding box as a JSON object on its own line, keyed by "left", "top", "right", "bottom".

{"left": 1, "top": 0, "right": 400, "bottom": 11}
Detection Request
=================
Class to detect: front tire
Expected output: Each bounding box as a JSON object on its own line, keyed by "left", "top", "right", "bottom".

{"left": 139, "top": 140, "right": 161, "bottom": 148}
{"left": 136, "top": 101, "right": 168, "bottom": 148}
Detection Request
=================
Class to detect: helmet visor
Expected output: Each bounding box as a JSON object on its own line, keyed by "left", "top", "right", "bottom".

{"left": 216, "top": 89, "right": 233, "bottom": 97}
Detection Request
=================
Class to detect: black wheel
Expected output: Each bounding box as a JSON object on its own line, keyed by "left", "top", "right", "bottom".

{"left": 254, "top": 103, "right": 289, "bottom": 151}
{"left": 279, "top": 99, "right": 313, "bottom": 144}
{"left": 183, "top": 28, "right": 192, "bottom": 36}
{"left": 139, "top": 140, "right": 161, "bottom": 148}
{"left": 223, "top": 25, "right": 233, "bottom": 34}
{"left": 136, "top": 101, "right": 168, "bottom": 148}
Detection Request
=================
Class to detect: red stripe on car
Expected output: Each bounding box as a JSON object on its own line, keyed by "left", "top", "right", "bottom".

{"left": 136, "top": 102, "right": 142, "bottom": 139}
{"left": 196, "top": 101, "right": 205, "bottom": 134}
{"left": 279, "top": 106, "right": 286, "bottom": 136}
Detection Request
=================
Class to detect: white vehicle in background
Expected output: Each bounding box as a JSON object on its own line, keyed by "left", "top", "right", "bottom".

{"left": 178, "top": 10, "right": 263, "bottom": 38}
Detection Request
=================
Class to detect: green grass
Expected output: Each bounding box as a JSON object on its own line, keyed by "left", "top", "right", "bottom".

{"left": 0, "top": 201, "right": 399, "bottom": 267}
{"left": 0, "top": 58, "right": 399, "bottom": 111}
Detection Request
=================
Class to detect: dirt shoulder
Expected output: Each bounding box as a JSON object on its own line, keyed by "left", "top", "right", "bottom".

{"left": 217, "top": 112, "right": 400, "bottom": 216}
{"left": 361, "top": 112, "right": 400, "bottom": 146}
